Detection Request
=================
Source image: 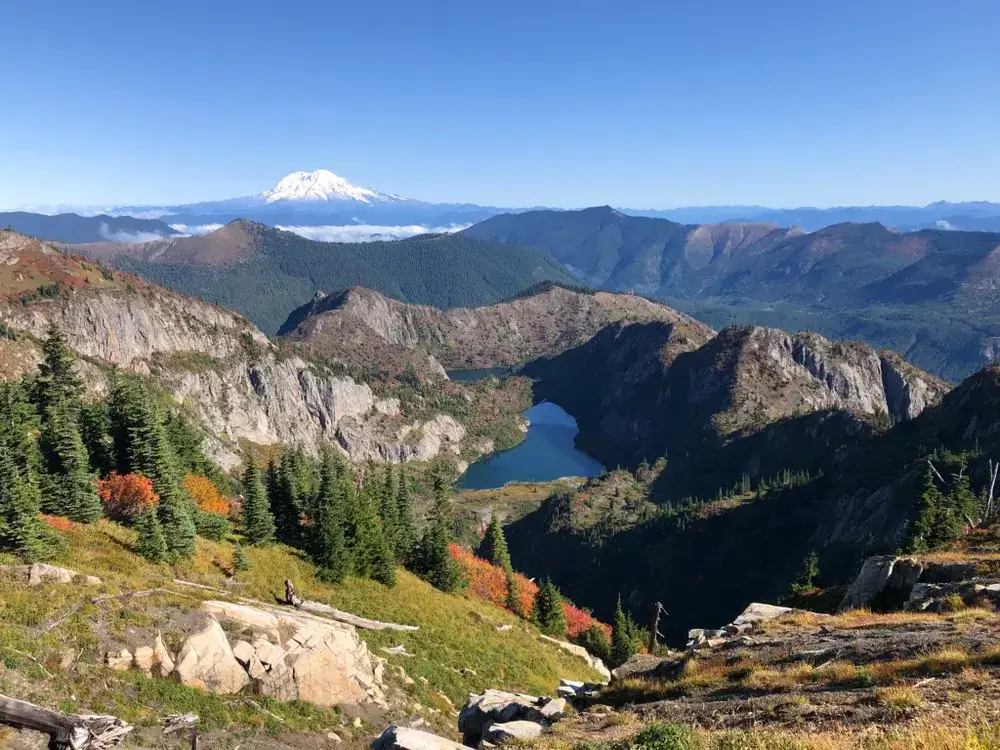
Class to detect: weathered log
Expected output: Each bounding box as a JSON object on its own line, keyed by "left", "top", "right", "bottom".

{"left": 295, "top": 599, "right": 419, "bottom": 631}
{"left": 0, "top": 694, "right": 133, "bottom": 749}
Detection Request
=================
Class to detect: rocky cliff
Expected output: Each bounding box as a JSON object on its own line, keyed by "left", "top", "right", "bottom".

{"left": 525, "top": 321, "right": 948, "bottom": 498}
{"left": 278, "top": 283, "right": 703, "bottom": 372}
{"left": 0, "top": 231, "right": 490, "bottom": 468}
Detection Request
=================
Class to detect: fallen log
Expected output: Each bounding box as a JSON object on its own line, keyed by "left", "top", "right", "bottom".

{"left": 295, "top": 599, "right": 419, "bottom": 631}
{"left": 0, "top": 694, "right": 133, "bottom": 749}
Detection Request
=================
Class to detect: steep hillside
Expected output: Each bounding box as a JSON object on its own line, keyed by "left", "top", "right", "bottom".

{"left": 278, "top": 283, "right": 705, "bottom": 374}
{"left": 73, "top": 220, "right": 578, "bottom": 334}
{"left": 502, "top": 365, "right": 998, "bottom": 644}
{"left": 524, "top": 321, "right": 947, "bottom": 500}
{"left": 466, "top": 208, "right": 1000, "bottom": 379}
{"left": 0, "top": 230, "right": 524, "bottom": 469}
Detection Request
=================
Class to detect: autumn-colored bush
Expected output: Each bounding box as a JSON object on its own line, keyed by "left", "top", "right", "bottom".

{"left": 41, "top": 514, "right": 76, "bottom": 532}
{"left": 182, "top": 474, "right": 230, "bottom": 515}
{"left": 97, "top": 472, "right": 159, "bottom": 521}
{"left": 450, "top": 544, "right": 610, "bottom": 639}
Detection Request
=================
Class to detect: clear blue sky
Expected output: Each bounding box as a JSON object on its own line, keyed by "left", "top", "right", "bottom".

{"left": 3, "top": 0, "right": 999, "bottom": 209}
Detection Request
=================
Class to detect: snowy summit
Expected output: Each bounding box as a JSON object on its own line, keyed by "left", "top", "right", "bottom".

{"left": 261, "top": 169, "right": 402, "bottom": 204}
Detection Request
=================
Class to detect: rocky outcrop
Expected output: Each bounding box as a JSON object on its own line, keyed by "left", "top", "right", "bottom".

{"left": 174, "top": 619, "right": 251, "bottom": 695}
{"left": 458, "top": 690, "right": 561, "bottom": 747}
{"left": 839, "top": 554, "right": 993, "bottom": 613}
{"left": 201, "top": 599, "right": 387, "bottom": 708}
{"left": 0, "top": 563, "right": 102, "bottom": 586}
{"left": 371, "top": 725, "right": 468, "bottom": 750}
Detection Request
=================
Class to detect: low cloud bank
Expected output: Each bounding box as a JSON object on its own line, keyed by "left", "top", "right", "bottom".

{"left": 97, "top": 223, "right": 167, "bottom": 243}
{"left": 276, "top": 223, "right": 472, "bottom": 242}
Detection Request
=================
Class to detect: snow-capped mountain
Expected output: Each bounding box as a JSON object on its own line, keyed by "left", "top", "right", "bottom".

{"left": 261, "top": 170, "right": 406, "bottom": 204}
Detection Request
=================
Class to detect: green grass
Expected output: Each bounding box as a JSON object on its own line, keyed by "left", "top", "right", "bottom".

{"left": 0, "top": 517, "right": 601, "bottom": 733}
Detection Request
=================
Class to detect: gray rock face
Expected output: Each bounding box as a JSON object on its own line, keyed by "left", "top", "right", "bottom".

{"left": 174, "top": 618, "right": 251, "bottom": 695}
{"left": 371, "top": 725, "right": 468, "bottom": 750}
{"left": 458, "top": 690, "right": 547, "bottom": 746}
{"left": 481, "top": 720, "right": 545, "bottom": 744}
{"left": 838, "top": 556, "right": 899, "bottom": 612}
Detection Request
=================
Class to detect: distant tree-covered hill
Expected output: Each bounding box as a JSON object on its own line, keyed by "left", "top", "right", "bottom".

{"left": 72, "top": 220, "right": 578, "bottom": 333}
{"left": 466, "top": 207, "right": 1000, "bottom": 379}
{"left": 1, "top": 211, "right": 180, "bottom": 243}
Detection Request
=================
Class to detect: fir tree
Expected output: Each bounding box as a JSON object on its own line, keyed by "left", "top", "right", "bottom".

{"left": 312, "top": 450, "right": 350, "bottom": 583}
{"left": 414, "top": 470, "right": 462, "bottom": 592}
{"left": 481, "top": 515, "right": 512, "bottom": 572}
{"left": 134, "top": 506, "right": 167, "bottom": 563}
{"left": 0, "top": 442, "right": 58, "bottom": 561}
{"left": 909, "top": 466, "right": 943, "bottom": 552}
{"left": 268, "top": 456, "right": 302, "bottom": 547}
{"left": 531, "top": 577, "right": 566, "bottom": 636}
{"left": 505, "top": 566, "right": 522, "bottom": 616}
{"left": 232, "top": 542, "right": 251, "bottom": 572}
{"left": 394, "top": 468, "right": 417, "bottom": 563}
{"left": 35, "top": 325, "right": 82, "bottom": 414}
{"left": 158, "top": 478, "right": 198, "bottom": 560}
{"left": 379, "top": 465, "right": 400, "bottom": 557}
{"left": 39, "top": 401, "right": 101, "bottom": 523}
{"left": 611, "top": 595, "right": 639, "bottom": 667}
{"left": 353, "top": 473, "right": 392, "bottom": 581}
{"left": 371, "top": 529, "right": 397, "bottom": 587}
{"left": 789, "top": 550, "right": 820, "bottom": 594}
{"left": 242, "top": 463, "right": 276, "bottom": 545}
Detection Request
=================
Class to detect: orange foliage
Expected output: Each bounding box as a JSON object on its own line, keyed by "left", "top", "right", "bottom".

{"left": 182, "top": 474, "right": 230, "bottom": 515}
{"left": 97, "top": 472, "right": 159, "bottom": 521}
{"left": 450, "top": 544, "right": 610, "bottom": 639}
{"left": 40, "top": 514, "right": 75, "bottom": 532}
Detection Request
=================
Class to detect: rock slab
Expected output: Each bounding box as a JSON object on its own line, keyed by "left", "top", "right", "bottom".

{"left": 371, "top": 725, "right": 468, "bottom": 750}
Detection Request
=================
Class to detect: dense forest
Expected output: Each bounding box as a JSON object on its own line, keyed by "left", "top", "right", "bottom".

{"left": 101, "top": 224, "right": 577, "bottom": 334}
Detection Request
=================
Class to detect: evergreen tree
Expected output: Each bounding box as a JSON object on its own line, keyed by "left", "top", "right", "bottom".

{"left": 611, "top": 595, "right": 640, "bottom": 667}
{"left": 134, "top": 506, "right": 167, "bottom": 563}
{"left": 576, "top": 624, "right": 612, "bottom": 664}
{"left": 371, "top": 528, "right": 397, "bottom": 587}
{"left": 39, "top": 401, "right": 101, "bottom": 522}
{"left": 267, "top": 456, "right": 302, "bottom": 547}
{"left": 379, "top": 465, "right": 400, "bottom": 557}
{"left": 481, "top": 515, "right": 512, "bottom": 572}
{"left": 531, "top": 577, "right": 566, "bottom": 636}
{"left": 394, "top": 468, "right": 417, "bottom": 563}
{"left": 108, "top": 374, "right": 196, "bottom": 559}
{"left": 232, "top": 542, "right": 251, "bottom": 572}
{"left": 505, "top": 566, "right": 522, "bottom": 616}
{"left": 242, "top": 463, "right": 276, "bottom": 545}
{"left": 0, "top": 442, "right": 58, "bottom": 561}
{"left": 35, "top": 325, "right": 82, "bottom": 413}
{"left": 312, "top": 450, "right": 350, "bottom": 583}
{"left": 789, "top": 550, "right": 820, "bottom": 594}
{"left": 79, "top": 401, "right": 115, "bottom": 477}
{"left": 414, "top": 470, "right": 463, "bottom": 592}
{"left": 909, "top": 466, "right": 943, "bottom": 552}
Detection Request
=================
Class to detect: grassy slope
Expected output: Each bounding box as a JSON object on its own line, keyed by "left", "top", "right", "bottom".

{"left": 0, "top": 520, "right": 601, "bottom": 745}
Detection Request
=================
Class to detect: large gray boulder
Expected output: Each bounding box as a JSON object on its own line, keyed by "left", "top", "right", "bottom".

{"left": 838, "top": 556, "right": 898, "bottom": 612}
{"left": 175, "top": 618, "right": 251, "bottom": 695}
{"left": 482, "top": 720, "right": 545, "bottom": 744}
{"left": 371, "top": 725, "right": 468, "bottom": 749}
{"left": 458, "top": 690, "right": 546, "bottom": 746}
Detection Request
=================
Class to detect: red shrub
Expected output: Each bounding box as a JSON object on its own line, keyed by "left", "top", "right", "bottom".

{"left": 449, "top": 544, "right": 610, "bottom": 638}
{"left": 41, "top": 514, "right": 76, "bottom": 532}
{"left": 182, "top": 474, "right": 231, "bottom": 515}
{"left": 97, "top": 472, "right": 159, "bottom": 521}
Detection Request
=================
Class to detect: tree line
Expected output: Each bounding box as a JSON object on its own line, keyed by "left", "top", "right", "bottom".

{"left": 0, "top": 325, "right": 464, "bottom": 594}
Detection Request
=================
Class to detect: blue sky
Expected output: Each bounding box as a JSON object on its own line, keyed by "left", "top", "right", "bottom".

{"left": 3, "top": 0, "right": 999, "bottom": 209}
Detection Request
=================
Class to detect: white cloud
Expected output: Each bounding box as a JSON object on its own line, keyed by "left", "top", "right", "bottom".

{"left": 936, "top": 219, "right": 957, "bottom": 231}
{"left": 168, "top": 223, "right": 223, "bottom": 236}
{"left": 275, "top": 223, "right": 472, "bottom": 243}
{"left": 97, "top": 222, "right": 166, "bottom": 243}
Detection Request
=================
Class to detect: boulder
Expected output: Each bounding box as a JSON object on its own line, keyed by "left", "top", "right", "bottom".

{"left": 539, "top": 634, "right": 611, "bottom": 681}
{"left": 371, "top": 725, "right": 468, "bottom": 750}
{"left": 482, "top": 720, "right": 544, "bottom": 744}
{"left": 175, "top": 618, "right": 251, "bottom": 695}
{"left": 153, "top": 633, "right": 175, "bottom": 677}
{"left": 232, "top": 640, "right": 255, "bottom": 666}
{"left": 2, "top": 728, "right": 52, "bottom": 750}
{"left": 838, "top": 556, "right": 898, "bottom": 612}
{"left": 539, "top": 697, "right": 566, "bottom": 721}
{"left": 25, "top": 563, "right": 101, "bottom": 586}
{"left": 133, "top": 646, "right": 155, "bottom": 675}
{"left": 921, "top": 561, "right": 979, "bottom": 583}
{"left": 459, "top": 690, "right": 545, "bottom": 745}
{"left": 106, "top": 649, "right": 133, "bottom": 671}
{"left": 611, "top": 654, "right": 679, "bottom": 684}
{"left": 730, "top": 603, "right": 792, "bottom": 628}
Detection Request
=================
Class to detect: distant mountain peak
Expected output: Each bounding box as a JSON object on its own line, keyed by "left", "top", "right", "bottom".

{"left": 261, "top": 169, "right": 404, "bottom": 204}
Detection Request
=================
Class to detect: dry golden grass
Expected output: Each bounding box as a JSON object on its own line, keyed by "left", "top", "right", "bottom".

{"left": 761, "top": 607, "right": 994, "bottom": 635}
{"left": 876, "top": 685, "right": 924, "bottom": 711}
